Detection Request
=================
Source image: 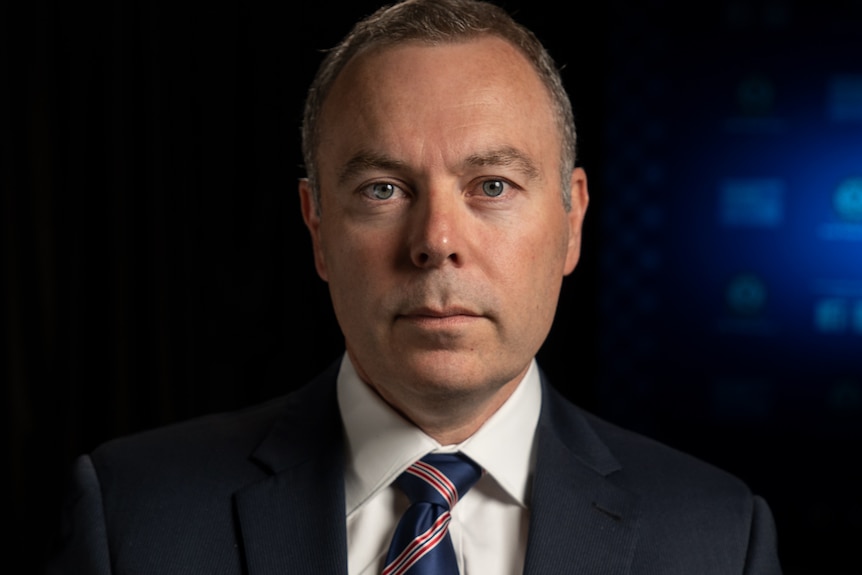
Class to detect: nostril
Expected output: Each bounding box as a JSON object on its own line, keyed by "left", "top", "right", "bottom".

{"left": 411, "top": 244, "right": 460, "bottom": 268}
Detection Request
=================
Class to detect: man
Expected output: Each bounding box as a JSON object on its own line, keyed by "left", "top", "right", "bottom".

{"left": 48, "top": 0, "right": 783, "bottom": 573}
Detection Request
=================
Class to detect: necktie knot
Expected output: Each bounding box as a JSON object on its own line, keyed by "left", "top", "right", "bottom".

{"left": 383, "top": 452, "right": 483, "bottom": 575}
{"left": 396, "top": 452, "right": 483, "bottom": 510}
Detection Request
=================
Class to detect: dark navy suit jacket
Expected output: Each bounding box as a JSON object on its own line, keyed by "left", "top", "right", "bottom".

{"left": 47, "top": 358, "right": 783, "bottom": 574}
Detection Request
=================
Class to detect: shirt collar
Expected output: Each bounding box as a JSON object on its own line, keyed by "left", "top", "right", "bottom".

{"left": 337, "top": 353, "right": 542, "bottom": 516}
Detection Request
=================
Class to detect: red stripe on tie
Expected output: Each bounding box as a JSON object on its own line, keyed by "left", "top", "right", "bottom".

{"left": 383, "top": 454, "right": 481, "bottom": 574}
{"left": 408, "top": 460, "right": 458, "bottom": 507}
{"left": 382, "top": 512, "right": 451, "bottom": 575}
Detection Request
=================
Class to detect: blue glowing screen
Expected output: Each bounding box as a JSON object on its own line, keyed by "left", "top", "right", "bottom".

{"left": 598, "top": 3, "right": 862, "bottom": 431}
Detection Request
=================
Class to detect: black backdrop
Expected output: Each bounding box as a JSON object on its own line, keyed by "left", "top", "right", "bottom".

{"left": 3, "top": 0, "right": 859, "bottom": 573}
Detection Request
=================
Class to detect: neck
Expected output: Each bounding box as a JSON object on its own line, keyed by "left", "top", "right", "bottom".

{"left": 365, "top": 368, "right": 528, "bottom": 445}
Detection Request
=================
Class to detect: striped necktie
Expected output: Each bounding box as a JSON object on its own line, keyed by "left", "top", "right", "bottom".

{"left": 382, "top": 453, "right": 483, "bottom": 575}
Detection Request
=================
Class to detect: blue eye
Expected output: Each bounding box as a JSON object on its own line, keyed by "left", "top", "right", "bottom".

{"left": 482, "top": 180, "right": 506, "bottom": 197}
{"left": 370, "top": 183, "right": 396, "bottom": 200}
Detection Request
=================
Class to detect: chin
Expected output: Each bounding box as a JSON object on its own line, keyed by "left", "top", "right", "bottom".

{"left": 394, "top": 350, "right": 519, "bottom": 395}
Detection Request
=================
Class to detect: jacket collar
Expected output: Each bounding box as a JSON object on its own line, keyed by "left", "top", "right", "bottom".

{"left": 524, "top": 375, "right": 641, "bottom": 574}
{"left": 233, "top": 360, "right": 640, "bottom": 574}
{"left": 236, "top": 359, "right": 349, "bottom": 575}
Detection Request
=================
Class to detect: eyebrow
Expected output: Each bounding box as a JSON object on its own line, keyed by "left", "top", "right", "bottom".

{"left": 336, "top": 146, "right": 541, "bottom": 185}
{"left": 463, "top": 147, "right": 541, "bottom": 181}
{"left": 337, "top": 152, "right": 408, "bottom": 186}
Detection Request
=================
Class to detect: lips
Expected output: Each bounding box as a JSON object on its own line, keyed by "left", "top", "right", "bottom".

{"left": 394, "top": 305, "right": 486, "bottom": 332}
{"left": 400, "top": 306, "right": 481, "bottom": 319}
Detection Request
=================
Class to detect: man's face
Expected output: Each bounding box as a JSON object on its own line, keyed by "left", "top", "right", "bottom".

{"left": 301, "top": 36, "right": 588, "bottom": 416}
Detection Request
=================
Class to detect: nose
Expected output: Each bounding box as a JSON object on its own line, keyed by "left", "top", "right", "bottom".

{"left": 408, "top": 188, "right": 463, "bottom": 268}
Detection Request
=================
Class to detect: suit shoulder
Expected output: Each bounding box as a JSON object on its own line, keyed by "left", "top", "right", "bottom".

{"left": 581, "top": 408, "right": 752, "bottom": 496}
{"left": 540, "top": 383, "right": 753, "bottom": 499}
{"left": 95, "top": 394, "right": 284, "bottom": 454}
{"left": 89, "top": 361, "right": 340, "bottom": 480}
{"left": 91, "top": 360, "right": 342, "bottom": 468}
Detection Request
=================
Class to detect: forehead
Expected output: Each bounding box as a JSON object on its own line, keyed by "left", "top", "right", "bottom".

{"left": 316, "top": 37, "right": 560, "bottom": 173}
{"left": 340, "top": 35, "right": 538, "bottom": 86}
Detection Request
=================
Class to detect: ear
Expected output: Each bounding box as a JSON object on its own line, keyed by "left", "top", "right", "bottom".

{"left": 563, "top": 167, "right": 589, "bottom": 276}
{"left": 299, "top": 179, "right": 329, "bottom": 282}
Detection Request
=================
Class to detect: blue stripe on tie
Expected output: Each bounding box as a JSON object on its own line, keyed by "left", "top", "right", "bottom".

{"left": 382, "top": 453, "right": 483, "bottom": 575}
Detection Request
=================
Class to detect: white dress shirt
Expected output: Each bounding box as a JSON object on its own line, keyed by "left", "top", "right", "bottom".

{"left": 337, "top": 353, "right": 542, "bottom": 575}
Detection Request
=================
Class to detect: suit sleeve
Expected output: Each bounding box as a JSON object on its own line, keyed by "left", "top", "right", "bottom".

{"left": 743, "top": 495, "right": 783, "bottom": 575}
{"left": 45, "top": 455, "right": 112, "bottom": 575}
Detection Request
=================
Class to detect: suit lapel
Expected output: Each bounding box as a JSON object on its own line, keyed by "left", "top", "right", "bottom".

{"left": 230, "top": 362, "right": 641, "bottom": 574}
{"left": 524, "top": 380, "right": 641, "bottom": 574}
{"left": 235, "top": 361, "right": 349, "bottom": 575}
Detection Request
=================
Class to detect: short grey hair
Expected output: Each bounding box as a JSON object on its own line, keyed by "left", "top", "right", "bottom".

{"left": 301, "top": 0, "right": 577, "bottom": 211}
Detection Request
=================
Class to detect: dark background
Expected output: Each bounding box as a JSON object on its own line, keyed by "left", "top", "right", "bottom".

{"left": 3, "top": 0, "right": 860, "bottom": 573}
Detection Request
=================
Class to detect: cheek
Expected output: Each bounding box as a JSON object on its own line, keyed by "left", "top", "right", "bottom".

{"left": 326, "top": 226, "right": 390, "bottom": 268}
{"left": 507, "top": 215, "right": 570, "bottom": 270}
{"left": 319, "top": 222, "right": 399, "bottom": 303}
{"left": 320, "top": 216, "right": 361, "bottom": 263}
{"left": 490, "top": 236, "right": 560, "bottom": 321}
{"left": 512, "top": 221, "right": 570, "bottom": 303}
